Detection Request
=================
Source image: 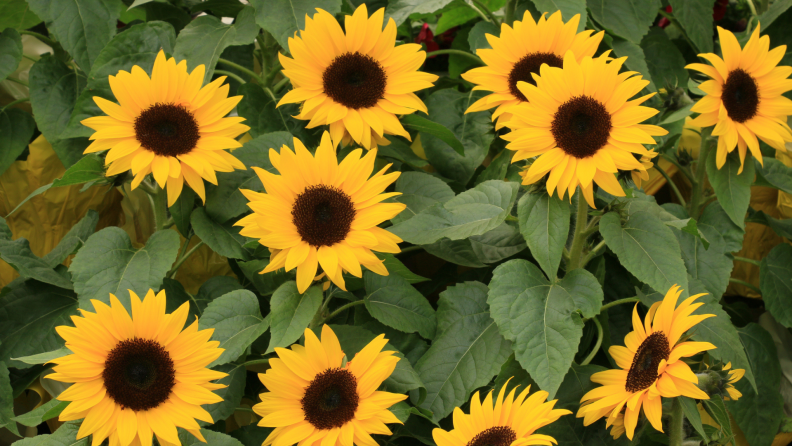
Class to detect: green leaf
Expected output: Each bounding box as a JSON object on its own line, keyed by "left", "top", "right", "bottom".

{"left": 191, "top": 207, "right": 251, "bottom": 260}
{"left": 423, "top": 237, "right": 487, "bottom": 268}
{"left": 436, "top": 0, "right": 506, "bottom": 33}
{"left": 702, "top": 396, "right": 734, "bottom": 445}
{"left": 702, "top": 202, "right": 744, "bottom": 253}
{"left": 0, "top": 108, "right": 35, "bottom": 178}
{"left": 402, "top": 114, "right": 465, "bottom": 156}
{"left": 386, "top": 0, "right": 455, "bottom": 26}
{"left": 389, "top": 180, "right": 519, "bottom": 245}
{"left": 51, "top": 154, "right": 105, "bottom": 187}
{"left": 12, "top": 347, "right": 71, "bottom": 365}
{"left": 391, "top": 171, "right": 455, "bottom": 225}
{"left": 488, "top": 260, "right": 602, "bottom": 398}
{"left": 518, "top": 192, "right": 570, "bottom": 280}
{"left": 467, "top": 20, "right": 499, "bottom": 50}
{"left": 589, "top": 0, "right": 661, "bottom": 43}
{"left": 669, "top": 0, "right": 714, "bottom": 53}
{"left": 0, "top": 278, "right": 77, "bottom": 369}
{"left": 12, "top": 398, "right": 67, "bottom": 427}
{"left": 69, "top": 228, "right": 180, "bottom": 308}
{"left": 178, "top": 429, "right": 244, "bottom": 446}
{"left": 160, "top": 278, "right": 202, "bottom": 319}
{"left": 171, "top": 187, "right": 196, "bottom": 237}
{"left": 600, "top": 211, "right": 689, "bottom": 298}
{"left": 0, "top": 361, "right": 19, "bottom": 435}
{"left": 425, "top": 222, "right": 526, "bottom": 267}
{"left": 194, "top": 276, "right": 244, "bottom": 315}
{"left": 757, "top": 0, "right": 792, "bottom": 29}
{"left": 475, "top": 150, "right": 512, "bottom": 185}
{"left": 236, "top": 83, "right": 287, "bottom": 136}
{"left": 381, "top": 253, "right": 428, "bottom": 283}
{"left": 675, "top": 222, "right": 732, "bottom": 299}
{"left": 640, "top": 27, "right": 688, "bottom": 89}
{"left": 250, "top": 0, "right": 341, "bottom": 49}
{"left": 0, "top": 0, "right": 42, "bottom": 30}
{"left": 749, "top": 208, "right": 792, "bottom": 240}
{"left": 529, "top": 0, "right": 587, "bottom": 31}
{"left": 42, "top": 210, "right": 99, "bottom": 268}
{"left": 203, "top": 363, "right": 246, "bottom": 426}
{"left": 610, "top": 36, "right": 656, "bottom": 92}
{"left": 706, "top": 143, "right": 754, "bottom": 230}
{"left": 728, "top": 324, "right": 785, "bottom": 446}
{"left": 12, "top": 422, "right": 88, "bottom": 446}
{"left": 0, "top": 28, "right": 22, "bottom": 82}
{"left": 191, "top": 0, "right": 246, "bottom": 16}
{"left": 237, "top": 258, "right": 292, "bottom": 296}
{"left": 0, "top": 238, "right": 73, "bottom": 289}
{"left": 266, "top": 282, "right": 322, "bottom": 353}
{"left": 230, "top": 425, "right": 273, "bottom": 446}
{"left": 680, "top": 396, "right": 709, "bottom": 443}
{"left": 760, "top": 244, "right": 792, "bottom": 328}
{"left": 377, "top": 137, "right": 429, "bottom": 169}
{"left": 664, "top": 218, "right": 709, "bottom": 249}
{"left": 754, "top": 156, "right": 792, "bottom": 194}
{"left": 364, "top": 271, "right": 436, "bottom": 339}
{"left": 414, "top": 281, "right": 511, "bottom": 421}
{"left": 199, "top": 289, "right": 270, "bottom": 366}
{"left": 420, "top": 89, "right": 493, "bottom": 185}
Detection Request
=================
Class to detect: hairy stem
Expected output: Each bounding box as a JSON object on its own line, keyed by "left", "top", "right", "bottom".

{"left": 600, "top": 297, "right": 640, "bottom": 312}
{"left": 567, "top": 192, "right": 590, "bottom": 271}
{"left": 214, "top": 69, "right": 246, "bottom": 85}
{"left": 319, "top": 300, "right": 366, "bottom": 326}
{"left": 504, "top": 0, "right": 517, "bottom": 24}
{"left": 688, "top": 126, "right": 713, "bottom": 218}
{"left": 217, "top": 58, "right": 260, "bottom": 82}
{"left": 669, "top": 398, "right": 685, "bottom": 446}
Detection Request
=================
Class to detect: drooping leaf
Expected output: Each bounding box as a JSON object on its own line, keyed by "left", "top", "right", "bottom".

{"left": 669, "top": 0, "right": 714, "bottom": 53}
{"left": 191, "top": 207, "right": 251, "bottom": 260}
{"left": 381, "top": 254, "right": 428, "bottom": 284}
{"left": 12, "top": 347, "right": 71, "bottom": 365}
{"left": 517, "top": 192, "right": 570, "bottom": 280}
{"left": 11, "top": 398, "right": 67, "bottom": 427}
{"left": 364, "top": 272, "right": 436, "bottom": 339}
{"left": 754, "top": 156, "right": 792, "bottom": 194}
{"left": 266, "top": 282, "right": 322, "bottom": 353}
{"left": 589, "top": 0, "right": 661, "bottom": 43}
{"left": 0, "top": 238, "right": 73, "bottom": 289}
{"left": 171, "top": 187, "right": 196, "bottom": 237}
{"left": 250, "top": 0, "right": 342, "bottom": 50}
{"left": 706, "top": 149, "right": 754, "bottom": 228}
{"left": 50, "top": 154, "right": 105, "bottom": 187}
{"left": 199, "top": 289, "right": 270, "bottom": 366}
{"left": 0, "top": 109, "right": 35, "bottom": 178}
{"left": 680, "top": 396, "right": 709, "bottom": 443}
{"left": 0, "top": 28, "right": 22, "bottom": 82}
{"left": 760, "top": 244, "right": 792, "bottom": 328}
{"left": 702, "top": 396, "right": 734, "bottom": 444}
{"left": 0, "top": 361, "right": 19, "bottom": 435}
{"left": 749, "top": 208, "right": 792, "bottom": 240}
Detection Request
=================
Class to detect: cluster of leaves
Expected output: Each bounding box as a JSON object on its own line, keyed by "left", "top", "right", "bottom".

{"left": 1, "top": 0, "right": 792, "bottom": 446}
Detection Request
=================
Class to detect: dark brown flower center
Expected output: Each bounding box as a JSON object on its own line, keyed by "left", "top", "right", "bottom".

{"left": 134, "top": 103, "right": 200, "bottom": 157}
{"left": 292, "top": 185, "right": 356, "bottom": 247}
{"left": 466, "top": 426, "right": 517, "bottom": 446}
{"left": 301, "top": 368, "right": 359, "bottom": 430}
{"left": 551, "top": 95, "right": 612, "bottom": 159}
{"left": 626, "top": 331, "right": 671, "bottom": 393}
{"left": 508, "top": 52, "right": 564, "bottom": 102}
{"left": 722, "top": 68, "right": 759, "bottom": 123}
{"left": 103, "top": 338, "right": 175, "bottom": 411}
{"left": 322, "top": 52, "right": 387, "bottom": 109}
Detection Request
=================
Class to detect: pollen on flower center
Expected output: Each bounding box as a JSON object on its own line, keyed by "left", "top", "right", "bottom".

{"left": 134, "top": 103, "right": 200, "bottom": 157}
{"left": 291, "top": 185, "right": 356, "bottom": 247}
{"left": 626, "top": 332, "right": 671, "bottom": 393}
{"left": 322, "top": 52, "right": 387, "bottom": 110}
{"left": 508, "top": 52, "right": 564, "bottom": 102}
{"left": 103, "top": 338, "right": 176, "bottom": 411}
{"left": 301, "top": 368, "right": 360, "bottom": 429}
{"left": 466, "top": 426, "right": 517, "bottom": 446}
{"left": 722, "top": 68, "right": 759, "bottom": 123}
{"left": 551, "top": 95, "right": 612, "bottom": 159}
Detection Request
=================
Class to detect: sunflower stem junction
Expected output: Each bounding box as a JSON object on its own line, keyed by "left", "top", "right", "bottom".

{"left": 669, "top": 397, "right": 685, "bottom": 446}
{"left": 273, "top": 76, "right": 290, "bottom": 92}
{"left": 217, "top": 58, "right": 260, "bottom": 83}
{"left": 688, "top": 126, "right": 713, "bottom": 218}
{"left": 470, "top": 0, "right": 500, "bottom": 25}
{"left": 426, "top": 49, "right": 484, "bottom": 66}
{"left": 318, "top": 300, "right": 366, "bottom": 327}
{"left": 167, "top": 241, "right": 204, "bottom": 279}
{"left": 599, "top": 297, "right": 640, "bottom": 312}
{"left": 567, "top": 192, "right": 590, "bottom": 271}
{"left": 214, "top": 69, "right": 246, "bottom": 85}
{"left": 580, "top": 316, "right": 603, "bottom": 366}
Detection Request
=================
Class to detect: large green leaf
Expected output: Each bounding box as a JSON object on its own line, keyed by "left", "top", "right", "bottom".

{"left": 610, "top": 36, "right": 656, "bottom": 92}
{"left": 669, "top": 0, "right": 714, "bottom": 53}
{"left": 701, "top": 202, "right": 745, "bottom": 253}
{"left": 0, "top": 28, "right": 21, "bottom": 82}
{"left": 754, "top": 156, "right": 792, "bottom": 194}
{"left": 199, "top": 289, "right": 269, "bottom": 366}
{"left": 0, "top": 278, "right": 78, "bottom": 369}
{"left": 386, "top": 0, "right": 455, "bottom": 26}
{"left": 364, "top": 272, "right": 436, "bottom": 339}
{"left": 191, "top": 208, "right": 251, "bottom": 260}
{"left": 760, "top": 244, "right": 792, "bottom": 328}
{"left": 0, "top": 238, "right": 73, "bottom": 289}
{"left": 641, "top": 27, "right": 688, "bottom": 89}
{"left": 414, "top": 281, "right": 511, "bottom": 421}
{"left": 424, "top": 222, "right": 526, "bottom": 267}
{"left": 530, "top": 0, "right": 587, "bottom": 31}
{"left": 69, "top": 228, "right": 180, "bottom": 308}
{"left": 675, "top": 222, "right": 733, "bottom": 299}
{"left": 50, "top": 154, "right": 105, "bottom": 187}
{"left": 0, "top": 361, "right": 19, "bottom": 435}
{"left": 194, "top": 276, "right": 244, "bottom": 315}
{"left": 706, "top": 149, "right": 754, "bottom": 228}
{"left": 517, "top": 192, "right": 570, "bottom": 280}
{"left": 589, "top": 0, "right": 661, "bottom": 43}
{"left": 0, "top": 0, "right": 42, "bottom": 30}
{"left": 402, "top": 114, "right": 465, "bottom": 156}
{"left": 171, "top": 187, "right": 196, "bottom": 237}
{"left": 11, "top": 398, "right": 67, "bottom": 428}
{"left": 389, "top": 180, "right": 519, "bottom": 245}
{"left": 42, "top": 209, "right": 98, "bottom": 268}
{"left": 0, "top": 108, "right": 35, "bottom": 178}
{"left": 203, "top": 363, "right": 247, "bottom": 426}
{"left": 750, "top": 209, "right": 792, "bottom": 240}
{"left": 488, "top": 259, "right": 602, "bottom": 397}
{"left": 250, "top": 0, "right": 342, "bottom": 50}
{"left": 391, "top": 171, "right": 455, "bottom": 225}
{"left": 381, "top": 253, "right": 428, "bottom": 284}
{"left": 236, "top": 83, "right": 288, "bottom": 137}
{"left": 266, "top": 282, "right": 322, "bottom": 353}
{"left": 237, "top": 258, "right": 293, "bottom": 296}
{"left": 12, "top": 422, "right": 87, "bottom": 446}
{"left": 178, "top": 429, "right": 244, "bottom": 446}
{"left": 436, "top": 0, "right": 506, "bottom": 33}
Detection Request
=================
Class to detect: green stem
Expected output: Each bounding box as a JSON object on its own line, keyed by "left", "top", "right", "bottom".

{"left": 22, "top": 54, "right": 39, "bottom": 63}
{"left": 656, "top": 163, "right": 687, "bottom": 207}
{"left": 168, "top": 233, "right": 193, "bottom": 278}
{"left": 600, "top": 297, "right": 640, "bottom": 312}
{"left": 273, "top": 76, "right": 290, "bottom": 92}
{"left": 262, "top": 62, "right": 283, "bottom": 88}
{"left": 397, "top": 245, "right": 424, "bottom": 255}
{"left": 152, "top": 185, "right": 169, "bottom": 231}
{"left": 733, "top": 255, "right": 761, "bottom": 267}
{"left": 217, "top": 58, "right": 260, "bottom": 82}
{"left": 745, "top": 0, "right": 758, "bottom": 16}
{"left": 167, "top": 241, "right": 204, "bottom": 279}
{"left": 309, "top": 290, "right": 336, "bottom": 329}
{"left": 214, "top": 69, "right": 246, "bottom": 85}
{"left": 320, "top": 300, "right": 366, "bottom": 326}
{"left": 580, "top": 317, "right": 603, "bottom": 366}
{"left": 669, "top": 398, "right": 685, "bottom": 446}
{"left": 582, "top": 239, "right": 607, "bottom": 266}
{"left": 6, "top": 76, "right": 28, "bottom": 87}
{"left": 660, "top": 154, "right": 695, "bottom": 183}
{"left": 688, "top": 126, "right": 713, "bottom": 218}
{"left": 242, "top": 358, "right": 270, "bottom": 367}
{"left": 426, "top": 49, "right": 484, "bottom": 65}
{"left": 1, "top": 97, "right": 30, "bottom": 110}
{"left": 503, "top": 0, "right": 517, "bottom": 25}
{"left": 470, "top": 0, "right": 500, "bottom": 25}
{"left": 729, "top": 278, "right": 761, "bottom": 295}
{"left": 567, "top": 191, "right": 590, "bottom": 271}
{"left": 19, "top": 30, "right": 57, "bottom": 47}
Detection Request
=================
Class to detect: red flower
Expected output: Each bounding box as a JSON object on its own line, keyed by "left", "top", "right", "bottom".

{"left": 415, "top": 23, "right": 440, "bottom": 55}
{"left": 658, "top": 0, "right": 729, "bottom": 28}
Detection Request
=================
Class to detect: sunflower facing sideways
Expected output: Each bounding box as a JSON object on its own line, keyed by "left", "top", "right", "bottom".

{"left": 502, "top": 52, "right": 668, "bottom": 207}
{"left": 432, "top": 380, "right": 570, "bottom": 446}
{"left": 577, "top": 285, "right": 716, "bottom": 439}
{"left": 48, "top": 289, "right": 226, "bottom": 446}
{"left": 254, "top": 325, "right": 406, "bottom": 446}
{"left": 277, "top": 4, "right": 439, "bottom": 150}
{"left": 235, "top": 131, "right": 405, "bottom": 293}
{"left": 81, "top": 50, "right": 248, "bottom": 206}
{"left": 687, "top": 25, "right": 792, "bottom": 172}
{"left": 462, "top": 11, "right": 604, "bottom": 129}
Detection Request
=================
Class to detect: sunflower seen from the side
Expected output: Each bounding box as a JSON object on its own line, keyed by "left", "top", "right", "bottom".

{"left": 462, "top": 11, "right": 604, "bottom": 129}
{"left": 81, "top": 50, "right": 248, "bottom": 206}
{"left": 48, "top": 289, "right": 226, "bottom": 446}
{"left": 277, "top": 4, "right": 439, "bottom": 150}
{"left": 502, "top": 52, "right": 668, "bottom": 207}
{"left": 235, "top": 131, "right": 405, "bottom": 293}
{"left": 254, "top": 325, "right": 406, "bottom": 446}
{"left": 577, "top": 285, "right": 716, "bottom": 439}
{"left": 432, "top": 380, "right": 571, "bottom": 446}
{"left": 687, "top": 25, "right": 792, "bottom": 173}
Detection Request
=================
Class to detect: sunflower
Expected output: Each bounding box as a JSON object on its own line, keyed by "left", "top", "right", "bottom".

{"left": 462, "top": 11, "right": 604, "bottom": 129}
{"left": 631, "top": 151, "right": 658, "bottom": 190}
{"left": 686, "top": 25, "right": 792, "bottom": 173}
{"left": 577, "top": 285, "right": 716, "bottom": 439}
{"left": 254, "top": 325, "right": 406, "bottom": 446}
{"left": 81, "top": 50, "right": 249, "bottom": 206}
{"left": 235, "top": 131, "right": 405, "bottom": 293}
{"left": 502, "top": 52, "right": 668, "bottom": 207}
{"left": 432, "top": 380, "right": 571, "bottom": 446}
{"left": 48, "top": 289, "right": 226, "bottom": 446}
{"left": 276, "top": 4, "right": 438, "bottom": 150}
{"left": 722, "top": 363, "right": 744, "bottom": 400}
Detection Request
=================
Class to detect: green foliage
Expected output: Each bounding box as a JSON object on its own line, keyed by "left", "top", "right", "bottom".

{"left": 761, "top": 244, "right": 792, "bottom": 328}
{"left": 706, "top": 150, "right": 755, "bottom": 228}
{"left": 199, "top": 289, "right": 270, "bottom": 366}
{"left": 0, "top": 28, "right": 22, "bottom": 82}
{"left": 518, "top": 192, "right": 570, "bottom": 279}
{"left": 266, "top": 282, "right": 322, "bottom": 352}
{"left": 364, "top": 272, "right": 436, "bottom": 338}
{"left": 0, "top": 109, "right": 35, "bottom": 178}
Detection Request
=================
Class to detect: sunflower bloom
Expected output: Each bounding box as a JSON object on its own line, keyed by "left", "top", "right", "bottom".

{"left": 235, "top": 131, "right": 405, "bottom": 293}
{"left": 254, "top": 325, "right": 406, "bottom": 446}
{"left": 277, "top": 4, "right": 438, "bottom": 150}
{"left": 686, "top": 25, "right": 792, "bottom": 172}
{"left": 48, "top": 289, "right": 226, "bottom": 446}
{"left": 462, "top": 11, "right": 604, "bottom": 129}
{"left": 631, "top": 151, "right": 658, "bottom": 189}
{"left": 81, "top": 50, "right": 248, "bottom": 205}
{"left": 503, "top": 52, "right": 668, "bottom": 207}
{"left": 577, "top": 285, "right": 716, "bottom": 439}
{"left": 432, "top": 380, "right": 570, "bottom": 446}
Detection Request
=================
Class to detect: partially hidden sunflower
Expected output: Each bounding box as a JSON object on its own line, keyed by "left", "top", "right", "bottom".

{"left": 722, "top": 363, "right": 744, "bottom": 400}
{"left": 81, "top": 50, "right": 248, "bottom": 205}
{"left": 687, "top": 25, "right": 792, "bottom": 173}
{"left": 432, "top": 380, "right": 571, "bottom": 446}
{"left": 235, "top": 131, "right": 405, "bottom": 293}
{"left": 254, "top": 325, "right": 406, "bottom": 446}
{"left": 502, "top": 52, "right": 668, "bottom": 207}
{"left": 577, "top": 285, "right": 716, "bottom": 439}
{"left": 276, "top": 4, "right": 439, "bottom": 150}
{"left": 631, "top": 151, "right": 658, "bottom": 190}
{"left": 462, "top": 11, "right": 604, "bottom": 129}
{"left": 49, "top": 289, "right": 226, "bottom": 446}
